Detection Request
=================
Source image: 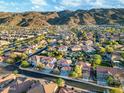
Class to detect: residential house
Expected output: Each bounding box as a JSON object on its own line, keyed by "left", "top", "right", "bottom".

{"left": 111, "top": 33, "right": 120, "bottom": 41}
{"left": 87, "top": 32, "right": 93, "bottom": 40}
{"left": 119, "top": 73, "right": 124, "bottom": 91}
{"left": 13, "top": 51, "right": 24, "bottom": 55}
{"left": 96, "top": 67, "right": 109, "bottom": 85}
{"left": 114, "top": 44, "right": 123, "bottom": 49}
{"left": 82, "top": 40, "right": 94, "bottom": 46}
{"left": 27, "top": 81, "right": 58, "bottom": 93}
{"left": 43, "top": 82, "right": 58, "bottom": 93}
{"left": 57, "top": 40, "right": 63, "bottom": 44}
{"left": 46, "top": 34, "right": 62, "bottom": 40}
{"left": 58, "top": 46, "right": 68, "bottom": 52}
{"left": 27, "top": 48, "right": 35, "bottom": 55}
{"left": 39, "top": 40, "right": 47, "bottom": 45}
{"left": 113, "top": 61, "right": 122, "bottom": 69}
{"left": 82, "top": 45, "right": 95, "bottom": 53}
{"left": 8, "top": 78, "right": 34, "bottom": 93}
{"left": 77, "top": 62, "right": 91, "bottom": 81}
{"left": 0, "top": 74, "right": 16, "bottom": 83}
{"left": 58, "top": 59, "right": 72, "bottom": 67}
{"left": 0, "top": 74, "right": 34, "bottom": 93}
{"left": 120, "top": 33, "right": 124, "bottom": 42}
{"left": 58, "top": 59, "right": 72, "bottom": 76}
{"left": 120, "top": 33, "right": 124, "bottom": 39}
{"left": 27, "top": 82, "right": 44, "bottom": 93}
{"left": 41, "top": 56, "right": 57, "bottom": 66}
{"left": 28, "top": 55, "right": 37, "bottom": 65}
{"left": 29, "top": 56, "right": 57, "bottom": 68}
{"left": 48, "top": 46, "right": 57, "bottom": 51}
{"left": 112, "top": 52, "right": 123, "bottom": 61}
{"left": 96, "top": 66, "right": 124, "bottom": 86}
{"left": 0, "top": 56, "right": 4, "bottom": 62}
{"left": 0, "top": 40, "right": 10, "bottom": 46}
{"left": 0, "top": 74, "right": 58, "bottom": 93}
{"left": 3, "top": 50, "right": 11, "bottom": 57}
{"left": 71, "top": 45, "right": 82, "bottom": 52}
{"left": 86, "top": 46, "right": 95, "bottom": 53}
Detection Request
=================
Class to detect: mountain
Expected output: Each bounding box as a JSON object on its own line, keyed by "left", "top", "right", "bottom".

{"left": 0, "top": 8, "right": 124, "bottom": 27}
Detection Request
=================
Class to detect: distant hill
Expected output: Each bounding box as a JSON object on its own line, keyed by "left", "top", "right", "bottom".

{"left": 0, "top": 8, "right": 124, "bottom": 27}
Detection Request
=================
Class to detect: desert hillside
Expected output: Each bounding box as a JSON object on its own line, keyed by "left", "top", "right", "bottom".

{"left": 0, "top": 9, "right": 124, "bottom": 27}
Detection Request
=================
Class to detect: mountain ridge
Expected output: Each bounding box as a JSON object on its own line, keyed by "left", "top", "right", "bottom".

{"left": 0, "top": 8, "right": 124, "bottom": 27}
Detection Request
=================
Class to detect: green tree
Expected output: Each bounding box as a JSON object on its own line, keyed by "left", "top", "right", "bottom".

{"left": 55, "top": 78, "right": 65, "bottom": 87}
{"left": 112, "top": 41, "right": 118, "bottom": 45}
{"left": 107, "top": 75, "right": 121, "bottom": 87}
{"left": 82, "top": 31, "right": 87, "bottom": 40}
{"left": 74, "top": 65, "right": 82, "bottom": 74}
{"left": 121, "top": 51, "right": 124, "bottom": 59}
{"left": 99, "top": 47, "right": 106, "bottom": 54}
{"left": 10, "top": 53, "right": 17, "bottom": 59}
{"left": 110, "top": 88, "right": 123, "bottom": 93}
{"left": 95, "top": 43, "right": 102, "bottom": 48}
{"left": 69, "top": 71, "right": 78, "bottom": 78}
{"left": 21, "top": 61, "right": 30, "bottom": 68}
{"left": 69, "top": 65, "right": 83, "bottom": 78}
{"left": 93, "top": 54, "right": 102, "bottom": 65}
{"left": 107, "top": 75, "right": 114, "bottom": 85}
{"left": 20, "top": 53, "right": 28, "bottom": 60}
{"left": 5, "top": 58, "right": 14, "bottom": 64}
{"left": 106, "top": 46, "right": 114, "bottom": 53}
{"left": 0, "top": 50, "right": 3, "bottom": 56}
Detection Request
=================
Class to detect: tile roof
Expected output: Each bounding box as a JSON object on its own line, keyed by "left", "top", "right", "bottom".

{"left": 43, "top": 83, "right": 58, "bottom": 93}
{"left": 96, "top": 66, "right": 124, "bottom": 75}
{"left": 27, "top": 84, "right": 44, "bottom": 93}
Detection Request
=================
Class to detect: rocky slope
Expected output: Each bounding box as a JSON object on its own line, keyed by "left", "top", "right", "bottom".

{"left": 0, "top": 8, "right": 124, "bottom": 27}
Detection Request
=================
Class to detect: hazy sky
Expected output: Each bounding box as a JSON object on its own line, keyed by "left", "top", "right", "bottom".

{"left": 0, "top": 0, "right": 124, "bottom": 12}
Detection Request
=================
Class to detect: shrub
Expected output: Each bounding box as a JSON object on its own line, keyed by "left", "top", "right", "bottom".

{"left": 21, "top": 61, "right": 30, "bottom": 68}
